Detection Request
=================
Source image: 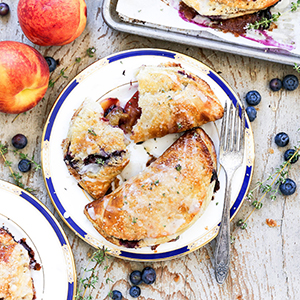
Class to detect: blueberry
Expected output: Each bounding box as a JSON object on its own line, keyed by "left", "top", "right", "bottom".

{"left": 12, "top": 134, "right": 28, "bottom": 149}
{"left": 129, "top": 286, "right": 141, "bottom": 298}
{"left": 269, "top": 78, "right": 282, "bottom": 91}
{"left": 245, "top": 90, "right": 261, "bottom": 106}
{"left": 129, "top": 270, "right": 142, "bottom": 285}
{"left": 279, "top": 178, "right": 297, "bottom": 196}
{"left": 282, "top": 75, "right": 298, "bottom": 91}
{"left": 284, "top": 149, "right": 299, "bottom": 164}
{"left": 275, "top": 132, "right": 289, "bottom": 147}
{"left": 141, "top": 267, "right": 156, "bottom": 284}
{"left": 246, "top": 106, "right": 257, "bottom": 122}
{"left": 111, "top": 290, "right": 123, "bottom": 300}
{"left": 18, "top": 159, "right": 31, "bottom": 173}
{"left": 45, "top": 56, "right": 57, "bottom": 72}
{"left": 0, "top": 3, "right": 9, "bottom": 16}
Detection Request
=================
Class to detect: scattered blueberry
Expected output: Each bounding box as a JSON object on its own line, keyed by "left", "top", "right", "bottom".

{"left": 111, "top": 290, "right": 123, "bottom": 300}
{"left": 269, "top": 78, "right": 282, "bottom": 91}
{"left": 129, "top": 286, "right": 141, "bottom": 298}
{"left": 245, "top": 90, "right": 261, "bottom": 106}
{"left": 130, "top": 270, "right": 142, "bottom": 285}
{"left": 246, "top": 106, "right": 257, "bottom": 122}
{"left": 45, "top": 56, "right": 57, "bottom": 72}
{"left": 141, "top": 267, "right": 156, "bottom": 285}
{"left": 282, "top": 74, "right": 299, "bottom": 91}
{"left": 279, "top": 178, "right": 297, "bottom": 196}
{"left": 0, "top": 3, "right": 9, "bottom": 16}
{"left": 274, "top": 132, "right": 289, "bottom": 147}
{"left": 12, "top": 134, "right": 28, "bottom": 149}
{"left": 18, "top": 159, "right": 31, "bottom": 173}
{"left": 284, "top": 149, "right": 299, "bottom": 164}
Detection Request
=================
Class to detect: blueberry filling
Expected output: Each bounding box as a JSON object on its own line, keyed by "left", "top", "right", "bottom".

{"left": 119, "top": 239, "right": 140, "bottom": 248}
{"left": 211, "top": 169, "right": 220, "bottom": 192}
{"left": 83, "top": 150, "right": 125, "bottom": 165}
{"left": 179, "top": 1, "right": 275, "bottom": 36}
{"left": 64, "top": 151, "right": 76, "bottom": 169}
{"left": 18, "top": 238, "right": 41, "bottom": 270}
{"left": 103, "top": 104, "right": 120, "bottom": 117}
{"left": 64, "top": 140, "right": 126, "bottom": 170}
{"left": 177, "top": 70, "right": 193, "bottom": 79}
{"left": 258, "top": 8, "right": 273, "bottom": 30}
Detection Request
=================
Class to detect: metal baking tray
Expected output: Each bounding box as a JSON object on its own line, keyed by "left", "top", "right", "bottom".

{"left": 103, "top": 0, "right": 300, "bottom": 66}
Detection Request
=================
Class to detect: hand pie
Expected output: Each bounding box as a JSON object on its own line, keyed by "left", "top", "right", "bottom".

{"left": 84, "top": 128, "right": 219, "bottom": 248}
{"left": 130, "top": 62, "right": 223, "bottom": 143}
{"left": 181, "top": 0, "right": 280, "bottom": 19}
{"left": 0, "top": 228, "right": 34, "bottom": 300}
{"left": 62, "top": 100, "right": 129, "bottom": 200}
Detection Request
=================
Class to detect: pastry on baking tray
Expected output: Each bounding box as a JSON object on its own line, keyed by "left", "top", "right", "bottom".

{"left": 84, "top": 128, "right": 219, "bottom": 248}
{"left": 0, "top": 228, "right": 34, "bottom": 300}
{"left": 130, "top": 62, "right": 224, "bottom": 143}
{"left": 62, "top": 100, "right": 129, "bottom": 200}
{"left": 180, "top": 0, "right": 280, "bottom": 19}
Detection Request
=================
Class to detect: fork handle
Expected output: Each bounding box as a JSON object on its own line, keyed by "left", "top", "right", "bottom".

{"left": 214, "top": 171, "right": 232, "bottom": 284}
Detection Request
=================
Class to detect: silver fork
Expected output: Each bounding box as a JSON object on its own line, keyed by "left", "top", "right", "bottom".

{"left": 214, "top": 101, "right": 245, "bottom": 284}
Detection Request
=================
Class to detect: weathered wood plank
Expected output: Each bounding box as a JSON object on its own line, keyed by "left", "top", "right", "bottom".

{"left": 1, "top": 1, "right": 300, "bottom": 299}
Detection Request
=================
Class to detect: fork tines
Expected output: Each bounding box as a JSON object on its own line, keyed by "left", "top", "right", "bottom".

{"left": 220, "top": 101, "right": 245, "bottom": 153}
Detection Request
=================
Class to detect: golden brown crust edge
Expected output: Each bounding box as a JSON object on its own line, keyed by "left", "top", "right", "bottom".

{"left": 182, "top": 0, "right": 280, "bottom": 18}
{"left": 130, "top": 62, "right": 224, "bottom": 143}
{"left": 0, "top": 228, "right": 34, "bottom": 300}
{"left": 84, "top": 127, "right": 219, "bottom": 248}
{"left": 62, "top": 100, "right": 129, "bottom": 200}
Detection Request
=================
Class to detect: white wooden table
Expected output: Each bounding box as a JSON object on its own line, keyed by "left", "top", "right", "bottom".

{"left": 1, "top": 1, "right": 300, "bottom": 299}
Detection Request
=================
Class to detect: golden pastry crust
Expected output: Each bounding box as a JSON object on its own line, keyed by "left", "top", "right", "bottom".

{"left": 182, "top": 0, "right": 280, "bottom": 19}
{"left": 130, "top": 62, "right": 224, "bottom": 143}
{"left": 62, "top": 100, "right": 129, "bottom": 200}
{"left": 0, "top": 228, "right": 34, "bottom": 300}
{"left": 84, "top": 128, "right": 218, "bottom": 248}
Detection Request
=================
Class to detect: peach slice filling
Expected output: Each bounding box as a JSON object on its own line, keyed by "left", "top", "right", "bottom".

{"left": 100, "top": 91, "right": 141, "bottom": 134}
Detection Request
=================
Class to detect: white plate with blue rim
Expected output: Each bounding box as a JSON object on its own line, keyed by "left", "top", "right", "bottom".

{"left": 0, "top": 179, "right": 76, "bottom": 299}
{"left": 41, "top": 48, "right": 254, "bottom": 261}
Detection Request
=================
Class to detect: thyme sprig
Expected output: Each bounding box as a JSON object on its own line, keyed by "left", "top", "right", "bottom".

{"left": 291, "top": 0, "right": 300, "bottom": 11}
{"left": 247, "top": 12, "right": 281, "bottom": 30}
{"left": 0, "top": 142, "right": 39, "bottom": 192}
{"left": 49, "top": 47, "right": 97, "bottom": 88}
{"left": 76, "top": 247, "right": 113, "bottom": 300}
{"left": 237, "top": 142, "right": 300, "bottom": 229}
{"left": 13, "top": 150, "right": 41, "bottom": 171}
{"left": 293, "top": 63, "right": 300, "bottom": 73}
{"left": 246, "top": 0, "right": 300, "bottom": 30}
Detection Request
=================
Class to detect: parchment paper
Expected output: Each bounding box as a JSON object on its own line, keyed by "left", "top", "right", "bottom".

{"left": 116, "top": 0, "right": 300, "bottom": 56}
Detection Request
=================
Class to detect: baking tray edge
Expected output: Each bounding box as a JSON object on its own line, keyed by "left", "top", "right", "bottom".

{"left": 102, "top": 0, "right": 300, "bottom": 66}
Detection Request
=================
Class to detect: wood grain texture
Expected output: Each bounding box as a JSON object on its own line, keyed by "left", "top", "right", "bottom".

{"left": 1, "top": 1, "right": 300, "bottom": 299}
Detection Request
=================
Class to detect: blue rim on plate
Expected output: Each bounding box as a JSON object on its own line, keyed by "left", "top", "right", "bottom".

{"left": 0, "top": 179, "right": 76, "bottom": 300}
{"left": 42, "top": 48, "right": 254, "bottom": 261}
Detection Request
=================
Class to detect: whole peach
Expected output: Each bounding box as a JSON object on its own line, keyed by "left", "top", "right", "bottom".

{"left": 0, "top": 41, "right": 50, "bottom": 114}
{"left": 17, "top": 0, "right": 87, "bottom": 46}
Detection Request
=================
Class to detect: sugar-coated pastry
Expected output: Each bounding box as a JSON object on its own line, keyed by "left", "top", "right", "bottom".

{"left": 0, "top": 228, "right": 34, "bottom": 300}
{"left": 84, "top": 128, "right": 219, "bottom": 248}
{"left": 130, "top": 62, "right": 224, "bottom": 143}
{"left": 181, "top": 0, "right": 280, "bottom": 19}
{"left": 62, "top": 100, "right": 129, "bottom": 200}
